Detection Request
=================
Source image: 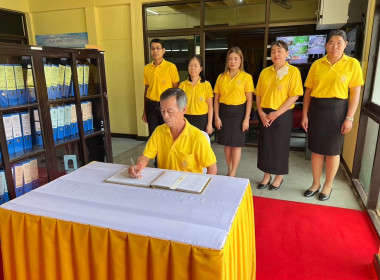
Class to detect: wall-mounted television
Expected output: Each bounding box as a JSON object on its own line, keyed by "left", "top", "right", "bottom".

{"left": 276, "top": 35, "right": 327, "bottom": 64}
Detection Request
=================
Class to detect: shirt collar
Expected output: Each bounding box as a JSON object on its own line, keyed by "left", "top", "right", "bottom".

{"left": 322, "top": 54, "right": 348, "bottom": 65}
{"left": 226, "top": 70, "right": 241, "bottom": 79}
{"left": 186, "top": 78, "right": 202, "bottom": 86}
{"left": 269, "top": 62, "right": 289, "bottom": 72}
{"left": 163, "top": 118, "right": 190, "bottom": 138}
{"left": 150, "top": 59, "right": 166, "bottom": 67}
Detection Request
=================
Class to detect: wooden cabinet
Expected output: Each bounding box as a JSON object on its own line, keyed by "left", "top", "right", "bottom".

{"left": 0, "top": 43, "right": 112, "bottom": 201}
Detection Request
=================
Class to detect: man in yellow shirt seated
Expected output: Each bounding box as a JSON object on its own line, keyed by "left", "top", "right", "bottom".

{"left": 128, "top": 88, "right": 217, "bottom": 178}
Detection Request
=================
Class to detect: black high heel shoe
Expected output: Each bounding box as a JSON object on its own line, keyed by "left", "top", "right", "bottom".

{"left": 258, "top": 176, "right": 271, "bottom": 189}
{"left": 269, "top": 179, "right": 283, "bottom": 191}
{"left": 319, "top": 189, "right": 332, "bottom": 201}
{"left": 304, "top": 185, "right": 321, "bottom": 197}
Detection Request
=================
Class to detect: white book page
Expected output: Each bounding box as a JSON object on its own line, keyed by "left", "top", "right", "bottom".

{"left": 151, "top": 171, "right": 183, "bottom": 189}
{"left": 176, "top": 174, "right": 211, "bottom": 193}
{"left": 105, "top": 167, "right": 163, "bottom": 187}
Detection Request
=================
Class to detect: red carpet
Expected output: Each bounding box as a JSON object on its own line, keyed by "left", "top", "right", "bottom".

{"left": 253, "top": 196, "right": 379, "bottom": 280}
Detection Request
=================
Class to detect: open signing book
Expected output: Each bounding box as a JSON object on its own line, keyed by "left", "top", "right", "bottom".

{"left": 105, "top": 167, "right": 212, "bottom": 194}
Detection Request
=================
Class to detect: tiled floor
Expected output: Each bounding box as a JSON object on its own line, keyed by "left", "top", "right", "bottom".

{"left": 112, "top": 137, "right": 363, "bottom": 210}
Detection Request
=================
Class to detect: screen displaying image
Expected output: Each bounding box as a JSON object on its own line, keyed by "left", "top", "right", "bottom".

{"left": 276, "top": 34, "right": 327, "bottom": 64}
{"left": 308, "top": 35, "right": 326, "bottom": 55}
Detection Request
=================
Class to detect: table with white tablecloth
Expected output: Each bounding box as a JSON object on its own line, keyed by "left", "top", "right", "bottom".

{"left": 0, "top": 162, "right": 255, "bottom": 280}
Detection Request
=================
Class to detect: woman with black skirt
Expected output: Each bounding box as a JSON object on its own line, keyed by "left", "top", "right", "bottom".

{"left": 179, "top": 56, "right": 213, "bottom": 134}
{"left": 256, "top": 40, "right": 303, "bottom": 190}
{"left": 214, "top": 47, "right": 254, "bottom": 177}
{"left": 302, "top": 29, "right": 364, "bottom": 201}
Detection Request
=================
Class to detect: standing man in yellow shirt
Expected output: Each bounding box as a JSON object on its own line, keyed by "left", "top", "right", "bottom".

{"left": 129, "top": 88, "right": 217, "bottom": 177}
{"left": 142, "top": 38, "right": 180, "bottom": 136}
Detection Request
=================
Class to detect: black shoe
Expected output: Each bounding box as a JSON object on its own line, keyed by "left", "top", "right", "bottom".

{"left": 304, "top": 186, "right": 321, "bottom": 197}
{"left": 318, "top": 189, "right": 332, "bottom": 201}
{"left": 258, "top": 176, "right": 271, "bottom": 189}
{"left": 269, "top": 180, "right": 283, "bottom": 191}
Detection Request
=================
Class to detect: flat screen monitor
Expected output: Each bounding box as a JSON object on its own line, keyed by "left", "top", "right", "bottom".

{"left": 276, "top": 35, "right": 327, "bottom": 64}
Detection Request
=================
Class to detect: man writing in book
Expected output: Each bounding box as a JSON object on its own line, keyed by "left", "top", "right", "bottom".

{"left": 128, "top": 88, "right": 217, "bottom": 178}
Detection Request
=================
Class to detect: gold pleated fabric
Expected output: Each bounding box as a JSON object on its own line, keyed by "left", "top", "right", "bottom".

{"left": 0, "top": 185, "right": 255, "bottom": 280}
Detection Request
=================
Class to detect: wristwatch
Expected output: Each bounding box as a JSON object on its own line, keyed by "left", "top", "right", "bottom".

{"left": 345, "top": 116, "right": 354, "bottom": 122}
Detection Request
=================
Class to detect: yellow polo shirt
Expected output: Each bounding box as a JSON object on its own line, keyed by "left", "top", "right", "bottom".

{"left": 179, "top": 79, "right": 213, "bottom": 115}
{"left": 305, "top": 54, "right": 364, "bottom": 99}
{"left": 255, "top": 63, "right": 303, "bottom": 110}
{"left": 214, "top": 71, "right": 255, "bottom": 105}
{"left": 144, "top": 59, "right": 180, "bottom": 101}
{"left": 143, "top": 119, "right": 217, "bottom": 173}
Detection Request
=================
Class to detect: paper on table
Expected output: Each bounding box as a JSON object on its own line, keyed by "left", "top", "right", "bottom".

{"left": 105, "top": 167, "right": 163, "bottom": 187}
{"left": 151, "top": 171, "right": 211, "bottom": 194}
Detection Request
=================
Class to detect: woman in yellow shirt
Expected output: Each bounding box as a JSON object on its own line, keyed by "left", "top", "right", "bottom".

{"left": 255, "top": 40, "right": 303, "bottom": 190}
{"left": 214, "top": 47, "right": 254, "bottom": 177}
{"left": 179, "top": 56, "right": 214, "bottom": 134}
{"left": 302, "top": 29, "right": 364, "bottom": 201}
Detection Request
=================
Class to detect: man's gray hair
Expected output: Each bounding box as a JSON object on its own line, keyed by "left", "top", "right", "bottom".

{"left": 160, "top": 88, "right": 187, "bottom": 110}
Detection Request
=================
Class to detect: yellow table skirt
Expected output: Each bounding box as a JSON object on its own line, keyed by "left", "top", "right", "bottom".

{"left": 0, "top": 185, "right": 255, "bottom": 280}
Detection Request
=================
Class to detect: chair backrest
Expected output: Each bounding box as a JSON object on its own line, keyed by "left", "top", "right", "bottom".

{"left": 201, "top": 131, "right": 211, "bottom": 144}
{"left": 201, "top": 131, "right": 211, "bottom": 174}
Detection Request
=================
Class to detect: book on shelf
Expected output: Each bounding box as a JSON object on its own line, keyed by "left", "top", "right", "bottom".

{"left": 105, "top": 167, "right": 212, "bottom": 194}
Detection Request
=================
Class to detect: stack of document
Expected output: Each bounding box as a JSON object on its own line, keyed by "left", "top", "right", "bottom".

{"left": 105, "top": 167, "right": 212, "bottom": 194}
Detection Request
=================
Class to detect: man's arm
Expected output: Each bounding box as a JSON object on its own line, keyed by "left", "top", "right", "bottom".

{"left": 128, "top": 155, "right": 150, "bottom": 178}
{"left": 206, "top": 163, "right": 217, "bottom": 175}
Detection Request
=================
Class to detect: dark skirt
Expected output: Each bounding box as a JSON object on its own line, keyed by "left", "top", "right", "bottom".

{"left": 257, "top": 108, "right": 293, "bottom": 175}
{"left": 185, "top": 114, "right": 208, "bottom": 131}
{"left": 218, "top": 103, "right": 246, "bottom": 147}
{"left": 308, "top": 98, "right": 347, "bottom": 156}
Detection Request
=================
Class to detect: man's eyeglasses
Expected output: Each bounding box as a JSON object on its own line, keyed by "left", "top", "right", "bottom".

{"left": 151, "top": 47, "right": 163, "bottom": 51}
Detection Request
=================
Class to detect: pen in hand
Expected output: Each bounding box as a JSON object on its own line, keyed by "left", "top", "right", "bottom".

{"left": 130, "top": 158, "right": 141, "bottom": 178}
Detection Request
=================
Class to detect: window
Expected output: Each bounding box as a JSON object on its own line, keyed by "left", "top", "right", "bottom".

{"left": 0, "top": 9, "right": 28, "bottom": 44}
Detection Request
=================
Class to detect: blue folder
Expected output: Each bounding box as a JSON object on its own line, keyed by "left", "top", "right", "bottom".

{"left": 5, "top": 64, "right": 18, "bottom": 106}
{"left": 29, "top": 158, "right": 40, "bottom": 190}
{"left": 26, "top": 65, "right": 36, "bottom": 103}
{"left": 84, "top": 64, "right": 89, "bottom": 96}
{"left": 33, "top": 109, "right": 43, "bottom": 146}
{"left": 70, "top": 104, "right": 77, "bottom": 135}
{"left": 64, "top": 105, "right": 71, "bottom": 137}
{"left": 87, "top": 101, "right": 93, "bottom": 130}
{"left": 3, "top": 114, "right": 15, "bottom": 155}
{"left": 22, "top": 160, "right": 33, "bottom": 193}
{"left": 0, "top": 170, "right": 7, "bottom": 205}
{"left": 50, "top": 64, "right": 59, "bottom": 100}
{"left": 44, "top": 64, "right": 52, "bottom": 100}
{"left": 56, "top": 65, "right": 65, "bottom": 99}
{"left": 57, "top": 106, "right": 65, "bottom": 139}
{"left": 63, "top": 65, "right": 72, "bottom": 98}
{"left": 50, "top": 107, "right": 58, "bottom": 141}
{"left": 0, "top": 65, "right": 9, "bottom": 107}
{"left": 12, "top": 163, "right": 24, "bottom": 197}
{"left": 77, "top": 64, "right": 84, "bottom": 96}
{"left": 20, "top": 111, "right": 33, "bottom": 150}
{"left": 14, "top": 64, "right": 26, "bottom": 105}
{"left": 11, "top": 113, "right": 24, "bottom": 154}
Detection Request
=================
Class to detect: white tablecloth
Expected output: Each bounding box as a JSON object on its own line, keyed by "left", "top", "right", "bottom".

{"left": 1, "top": 162, "right": 250, "bottom": 250}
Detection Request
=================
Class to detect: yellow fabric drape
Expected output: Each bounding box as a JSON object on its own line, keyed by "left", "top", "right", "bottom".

{"left": 0, "top": 185, "right": 255, "bottom": 280}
